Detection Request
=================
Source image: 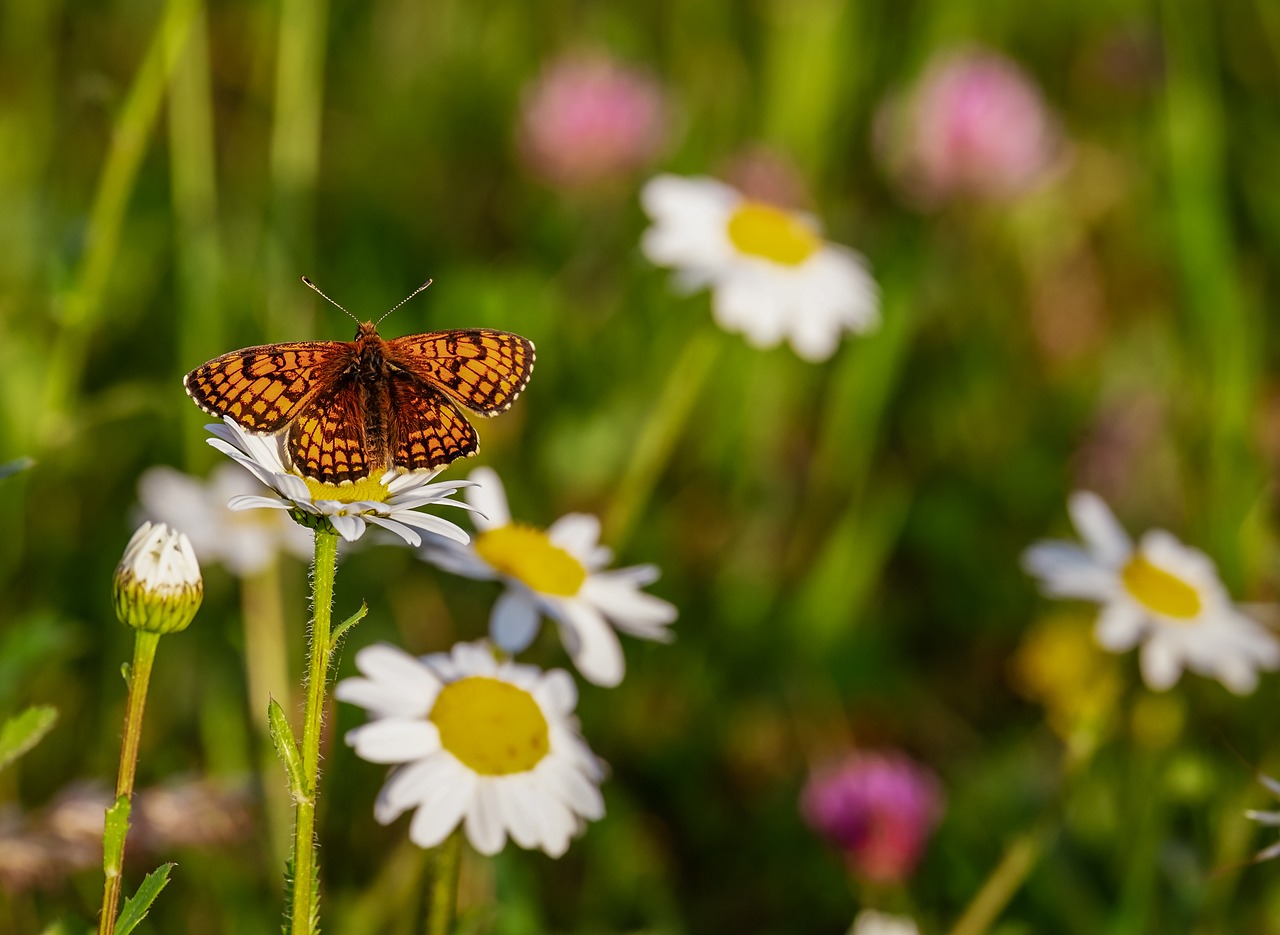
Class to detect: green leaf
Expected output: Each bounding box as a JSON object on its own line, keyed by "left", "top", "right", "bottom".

{"left": 279, "top": 852, "right": 321, "bottom": 935}
{"left": 327, "top": 601, "right": 368, "bottom": 656}
{"left": 114, "top": 862, "right": 175, "bottom": 935}
{"left": 268, "top": 697, "right": 307, "bottom": 802}
{"left": 102, "top": 795, "right": 132, "bottom": 875}
{"left": 0, "top": 704, "right": 58, "bottom": 772}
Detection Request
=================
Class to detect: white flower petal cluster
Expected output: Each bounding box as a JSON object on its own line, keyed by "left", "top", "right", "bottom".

{"left": 336, "top": 641, "right": 604, "bottom": 857}
{"left": 138, "top": 464, "right": 314, "bottom": 576}
{"left": 205, "top": 419, "right": 473, "bottom": 547}
{"left": 419, "top": 467, "right": 677, "bottom": 687}
{"left": 1023, "top": 491, "right": 1280, "bottom": 694}
{"left": 640, "top": 174, "right": 879, "bottom": 362}
{"left": 114, "top": 521, "right": 203, "bottom": 634}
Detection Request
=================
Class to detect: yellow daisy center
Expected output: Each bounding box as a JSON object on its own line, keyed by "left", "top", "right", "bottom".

{"left": 1120, "top": 555, "right": 1202, "bottom": 620}
{"left": 302, "top": 475, "right": 390, "bottom": 504}
{"left": 726, "top": 201, "right": 822, "bottom": 266}
{"left": 474, "top": 523, "right": 587, "bottom": 596}
{"left": 430, "top": 676, "right": 550, "bottom": 776}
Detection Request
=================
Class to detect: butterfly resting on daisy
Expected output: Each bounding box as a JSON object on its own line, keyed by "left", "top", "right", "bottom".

{"left": 184, "top": 278, "right": 534, "bottom": 486}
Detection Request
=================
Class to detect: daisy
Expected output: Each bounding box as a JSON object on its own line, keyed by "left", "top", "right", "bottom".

{"left": 418, "top": 467, "right": 677, "bottom": 688}
{"left": 335, "top": 641, "right": 605, "bottom": 857}
{"left": 138, "top": 464, "right": 314, "bottom": 576}
{"left": 639, "top": 173, "right": 879, "bottom": 362}
{"left": 1022, "top": 491, "right": 1280, "bottom": 694}
{"left": 204, "top": 418, "right": 473, "bottom": 548}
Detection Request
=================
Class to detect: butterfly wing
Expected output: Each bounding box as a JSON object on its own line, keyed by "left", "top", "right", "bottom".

{"left": 385, "top": 330, "right": 535, "bottom": 416}
{"left": 285, "top": 378, "right": 375, "bottom": 485}
{"left": 386, "top": 374, "right": 479, "bottom": 471}
{"left": 184, "top": 342, "right": 349, "bottom": 433}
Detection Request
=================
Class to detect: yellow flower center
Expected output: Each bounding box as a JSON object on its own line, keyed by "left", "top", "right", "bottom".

{"left": 303, "top": 475, "right": 389, "bottom": 504}
{"left": 429, "top": 676, "right": 550, "bottom": 776}
{"left": 474, "top": 523, "right": 587, "bottom": 596}
{"left": 725, "top": 201, "right": 822, "bottom": 266}
{"left": 1121, "top": 555, "right": 1202, "bottom": 620}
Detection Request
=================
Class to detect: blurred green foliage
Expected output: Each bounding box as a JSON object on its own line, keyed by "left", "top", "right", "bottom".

{"left": 3, "top": 0, "right": 1280, "bottom": 932}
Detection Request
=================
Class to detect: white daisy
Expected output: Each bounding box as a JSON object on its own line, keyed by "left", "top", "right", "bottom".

{"left": 418, "top": 467, "right": 677, "bottom": 688}
{"left": 640, "top": 173, "right": 879, "bottom": 362}
{"left": 1022, "top": 491, "right": 1280, "bottom": 694}
{"left": 1245, "top": 771, "right": 1280, "bottom": 864}
{"left": 335, "top": 641, "right": 605, "bottom": 857}
{"left": 848, "top": 910, "right": 921, "bottom": 935}
{"left": 204, "top": 418, "right": 473, "bottom": 548}
{"left": 138, "top": 464, "right": 314, "bottom": 576}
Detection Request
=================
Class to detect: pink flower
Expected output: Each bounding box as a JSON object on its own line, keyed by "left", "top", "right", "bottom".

{"left": 517, "top": 55, "right": 668, "bottom": 189}
{"left": 877, "top": 49, "right": 1062, "bottom": 206}
{"left": 801, "top": 750, "right": 943, "bottom": 883}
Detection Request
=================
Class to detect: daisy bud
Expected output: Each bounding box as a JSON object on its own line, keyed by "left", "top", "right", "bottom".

{"left": 113, "top": 522, "right": 203, "bottom": 634}
{"left": 801, "top": 750, "right": 943, "bottom": 884}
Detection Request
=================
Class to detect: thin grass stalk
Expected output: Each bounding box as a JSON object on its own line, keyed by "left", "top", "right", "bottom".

{"left": 41, "top": 0, "right": 198, "bottom": 446}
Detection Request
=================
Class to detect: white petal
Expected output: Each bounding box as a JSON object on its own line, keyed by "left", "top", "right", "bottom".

{"left": 536, "top": 756, "right": 604, "bottom": 820}
{"left": 419, "top": 541, "right": 497, "bottom": 579}
{"left": 363, "top": 514, "right": 422, "bottom": 547}
{"left": 227, "top": 494, "right": 293, "bottom": 511}
{"left": 349, "top": 644, "right": 442, "bottom": 708}
{"left": 550, "top": 600, "right": 625, "bottom": 687}
{"left": 1068, "top": 491, "right": 1132, "bottom": 567}
{"left": 1095, "top": 601, "right": 1146, "bottom": 652}
{"left": 494, "top": 777, "right": 541, "bottom": 850}
{"left": 534, "top": 669, "right": 578, "bottom": 717}
{"left": 1022, "top": 542, "right": 1116, "bottom": 601}
{"left": 546, "top": 514, "right": 603, "bottom": 563}
{"left": 374, "top": 754, "right": 455, "bottom": 822}
{"left": 580, "top": 576, "right": 677, "bottom": 640}
{"left": 1139, "top": 635, "right": 1184, "bottom": 691}
{"left": 334, "top": 677, "right": 432, "bottom": 719}
{"left": 464, "top": 780, "right": 508, "bottom": 856}
{"left": 393, "top": 511, "right": 470, "bottom": 545}
{"left": 465, "top": 467, "right": 510, "bottom": 531}
{"left": 328, "top": 513, "right": 366, "bottom": 541}
{"left": 407, "top": 763, "right": 476, "bottom": 849}
{"left": 711, "top": 273, "right": 789, "bottom": 349}
{"left": 490, "top": 589, "right": 542, "bottom": 653}
{"left": 346, "top": 719, "right": 441, "bottom": 763}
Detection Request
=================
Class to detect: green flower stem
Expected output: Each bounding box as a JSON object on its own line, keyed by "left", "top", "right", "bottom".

{"left": 290, "top": 527, "right": 339, "bottom": 935}
{"left": 945, "top": 819, "right": 1053, "bottom": 935}
{"left": 242, "top": 561, "right": 293, "bottom": 873}
{"left": 604, "top": 327, "right": 721, "bottom": 549}
{"left": 425, "top": 831, "right": 463, "bottom": 935}
{"left": 98, "top": 629, "right": 162, "bottom": 935}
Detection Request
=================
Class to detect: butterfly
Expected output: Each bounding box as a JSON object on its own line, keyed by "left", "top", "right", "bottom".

{"left": 184, "top": 279, "right": 534, "bottom": 486}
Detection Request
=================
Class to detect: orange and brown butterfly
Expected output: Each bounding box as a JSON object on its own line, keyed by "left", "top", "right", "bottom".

{"left": 183, "top": 278, "right": 534, "bottom": 486}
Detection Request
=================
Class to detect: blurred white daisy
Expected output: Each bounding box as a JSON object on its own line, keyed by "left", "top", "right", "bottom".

{"left": 335, "top": 641, "right": 604, "bottom": 857}
{"left": 1022, "top": 491, "right": 1280, "bottom": 694}
{"left": 1245, "top": 771, "right": 1280, "bottom": 864}
{"left": 418, "top": 467, "right": 677, "bottom": 688}
{"left": 640, "top": 173, "right": 879, "bottom": 362}
{"left": 204, "top": 418, "right": 473, "bottom": 547}
{"left": 848, "top": 910, "right": 920, "bottom": 935}
{"left": 138, "top": 464, "right": 314, "bottom": 576}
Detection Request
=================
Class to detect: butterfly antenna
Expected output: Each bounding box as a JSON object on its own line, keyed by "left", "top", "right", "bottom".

{"left": 301, "top": 276, "right": 361, "bottom": 325}
{"left": 377, "top": 279, "right": 434, "bottom": 325}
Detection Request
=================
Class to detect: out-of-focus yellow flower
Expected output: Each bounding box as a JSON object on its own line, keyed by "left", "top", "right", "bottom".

{"left": 1010, "top": 611, "right": 1121, "bottom": 740}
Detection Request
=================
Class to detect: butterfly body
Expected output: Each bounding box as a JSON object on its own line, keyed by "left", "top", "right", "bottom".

{"left": 185, "top": 322, "right": 534, "bottom": 485}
